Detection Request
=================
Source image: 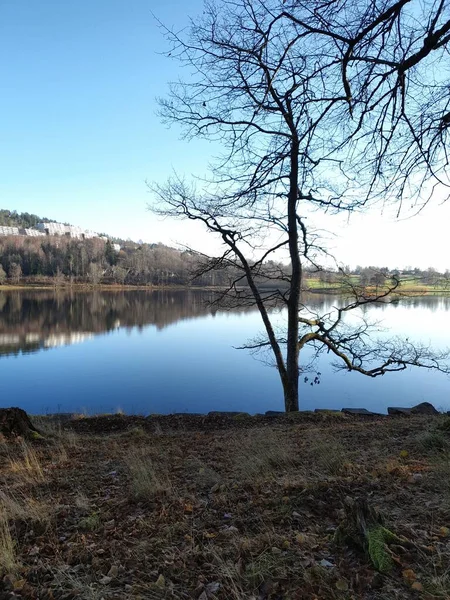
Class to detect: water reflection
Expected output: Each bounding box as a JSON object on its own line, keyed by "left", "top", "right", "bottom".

{"left": 0, "top": 290, "right": 449, "bottom": 414}
{"left": 1, "top": 289, "right": 450, "bottom": 358}
{"left": 0, "top": 290, "right": 225, "bottom": 356}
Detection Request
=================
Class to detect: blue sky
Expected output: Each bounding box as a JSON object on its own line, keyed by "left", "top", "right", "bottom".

{"left": 1, "top": 0, "right": 449, "bottom": 269}
{"left": 0, "top": 0, "right": 210, "bottom": 238}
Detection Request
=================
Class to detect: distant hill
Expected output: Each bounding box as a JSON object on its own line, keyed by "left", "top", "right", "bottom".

{"left": 0, "top": 209, "right": 58, "bottom": 229}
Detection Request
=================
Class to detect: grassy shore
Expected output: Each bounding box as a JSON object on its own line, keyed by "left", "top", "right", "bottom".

{"left": 1, "top": 412, "right": 450, "bottom": 599}
{"left": 1, "top": 279, "right": 449, "bottom": 296}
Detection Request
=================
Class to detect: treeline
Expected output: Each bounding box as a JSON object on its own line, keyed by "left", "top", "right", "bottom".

{"left": 304, "top": 265, "right": 450, "bottom": 288}
{"left": 0, "top": 217, "right": 447, "bottom": 288}
{"left": 0, "top": 210, "right": 57, "bottom": 229}
{"left": 0, "top": 235, "right": 242, "bottom": 286}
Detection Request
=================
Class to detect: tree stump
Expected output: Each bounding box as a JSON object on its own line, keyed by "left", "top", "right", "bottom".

{"left": 0, "top": 407, "right": 40, "bottom": 439}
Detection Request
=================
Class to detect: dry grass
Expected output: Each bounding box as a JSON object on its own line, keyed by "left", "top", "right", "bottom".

{"left": 51, "top": 566, "right": 109, "bottom": 600}
{"left": 0, "top": 489, "right": 51, "bottom": 526}
{"left": 33, "top": 417, "right": 80, "bottom": 449}
{"left": 311, "top": 437, "right": 349, "bottom": 475}
{"left": 124, "top": 448, "right": 172, "bottom": 499}
{"left": 0, "top": 509, "right": 19, "bottom": 573}
{"left": 232, "top": 428, "right": 298, "bottom": 479}
{"left": 8, "top": 441, "right": 45, "bottom": 483}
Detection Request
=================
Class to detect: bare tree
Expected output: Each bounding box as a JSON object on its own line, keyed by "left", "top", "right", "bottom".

{"left": 9, "top": 263, "right": 22, "bottom": 285}
{"left": 152, "top": 0, "right": 450, "bottom": 411}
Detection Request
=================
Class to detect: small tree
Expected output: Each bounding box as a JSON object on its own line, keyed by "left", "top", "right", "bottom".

{"left": 0, "top": 265, "right": 6, "bottom": 284}
{"left": 105, "top": 239, "right": 118, "bottom": 266}
{"left": 9, "top": 263, "right": 22, "bottom": 285}
{"left": 112, "top": 265, "right": 128, "bottom": 285}
{"left": 88, "top": 262, "right": 103, "bottom": 286}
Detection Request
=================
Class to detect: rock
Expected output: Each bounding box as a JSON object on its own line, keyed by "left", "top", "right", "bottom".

{"left": 172, "top": 413, "right": 202, "bottom": 416}
{"left": 314, "top": 409, "right": 341, "bottom": 415}
{"left": 411, "top": 402, "right": 439, "bottom": 415}
{"left": 107, "top": 565, "right": 118, "bottom": 578}
{"left": 221, "top": 525, "right": 239, "bottom": 535}
{"left": 99, "top": 576, "right": 112, "bottom": 585}
{"left": 341, "top": 408, "right": 379, "bottom": 416}
{"left": 389, "top": 402, "right": 439, "bottom": 416}
{"left": 0, "top": 407, "right": 41, "bottom": 438}
{"left": 207, "top": 411, "right": 242, "bottom": 417}
{"left": 319, "top": 559, "right": 335, "bottom": 568}
{"left": 232, "top": 412, "right": 251, "bottom": 420}
{"left": 265, "top": 411, "right": 284, "bottom": 416}
{"left": 388, "top": 407, "right": 412, "bottom": 416}
{"left": 205, "top": 582, "right": 220, "bottom": 595}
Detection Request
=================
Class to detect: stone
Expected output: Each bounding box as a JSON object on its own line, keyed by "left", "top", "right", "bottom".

{"left": 319, "top": 559, "right": 335, "bottom": 568}
{"left": 411, "top": 402, "right": 439, "bottom": 415}
{"left": 388, "top": 407, "right": 412, "bottom": 416}
{"left": 205, "top": 582, "right": 220, "bottom": 595}
{"left": 388, "top": 402, "right": 439, "bottom": 416}
{"left": 207, "top": 411, "right": 242, "bottom": 417}
{"left": 341, "top": 408, "right": 379, "bottom": 416}
{"left": 99, "top": 576, "right": 112, "bottom": 585}
{"left": 107, "top": 565, "right": 118, "bottom": 578}
{"left": 265, "top": 411, "right": 284, "bottom": 416}
{"left": 172, "top": 413, "right": 202, "bottom": 416}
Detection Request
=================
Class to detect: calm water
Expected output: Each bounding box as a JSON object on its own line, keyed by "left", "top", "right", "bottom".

{"left": 0, "top": 289, "right": 449, "bottom": 415}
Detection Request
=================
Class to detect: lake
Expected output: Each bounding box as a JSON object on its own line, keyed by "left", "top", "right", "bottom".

{"left": 0, "top": 289, "right": 449, "bottom": 415}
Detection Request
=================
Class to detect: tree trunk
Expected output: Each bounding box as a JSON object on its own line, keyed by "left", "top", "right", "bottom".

{"left": 285, "top": 138, "right": 301, "bottom": 412}
{"left": 0, "top": 407, "right": 40, "bottom": 438}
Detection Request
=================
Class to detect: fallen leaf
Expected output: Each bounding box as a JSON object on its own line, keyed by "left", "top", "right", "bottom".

{"left": 402, "top": 569, "right": 417, "bottom": 583}
{"left": 335, "top": 579, "right": 349, "bottom": 591}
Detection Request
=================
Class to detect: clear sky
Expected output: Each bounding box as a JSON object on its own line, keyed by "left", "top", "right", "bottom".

{"left": 1, "top": 0, "right": 449, "bottom": 270}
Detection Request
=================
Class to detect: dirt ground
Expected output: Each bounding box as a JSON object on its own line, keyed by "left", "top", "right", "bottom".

{"left": 0, "top": 412, "right": 449, "bottom": 599}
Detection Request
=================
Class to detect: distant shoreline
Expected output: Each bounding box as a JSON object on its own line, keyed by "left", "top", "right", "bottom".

{"left": 1, "top": 281, "right": 450, "bottom": 296}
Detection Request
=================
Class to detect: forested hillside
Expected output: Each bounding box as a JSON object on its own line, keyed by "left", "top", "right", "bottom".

{"left": 0, "top": 210, "right": 57, "bottom": 229}
{"left": 0, "top": 209, "right": 447, "bottom": 290}
{"left": 0, "top": 233, "right": 238, "bottom": 286}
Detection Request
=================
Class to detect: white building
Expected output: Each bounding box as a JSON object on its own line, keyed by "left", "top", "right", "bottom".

{"left": 36, "top": 222, "right": 103, "bottom": 240}
{"left": 36, "top": 222, "right": 67, "bottom": 236}
{"left": 0, "top": 226, "right": 19, "bottom": 236}
{"left": 23, "top": 228, "right": 46, "bottom": 237}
